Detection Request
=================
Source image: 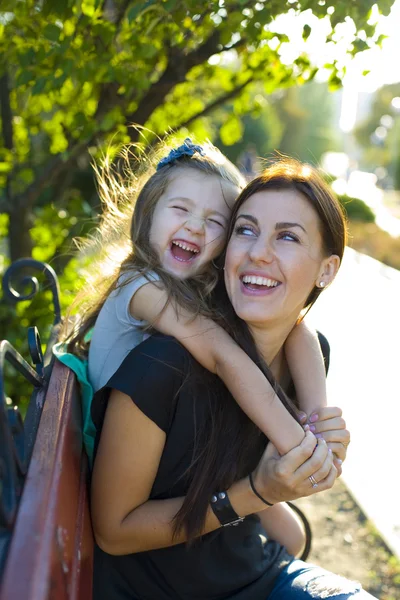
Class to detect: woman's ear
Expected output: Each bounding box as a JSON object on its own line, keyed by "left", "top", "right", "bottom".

{"left": 316, "top": 254, "right": 340, "bottom": 288}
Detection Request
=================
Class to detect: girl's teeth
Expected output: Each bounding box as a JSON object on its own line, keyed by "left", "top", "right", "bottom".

{"left": 242, "top": 275, "right": 279, "bottom": 287}
{"left": 172, "top": 241, "right": 199, "bottom": 253}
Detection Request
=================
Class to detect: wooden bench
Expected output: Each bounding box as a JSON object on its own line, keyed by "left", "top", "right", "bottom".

{"left": 0, "top": 259, "right": 312, "bottom": 600}
{"left": 0, "top": 259, "right": 93, "bottom": 600}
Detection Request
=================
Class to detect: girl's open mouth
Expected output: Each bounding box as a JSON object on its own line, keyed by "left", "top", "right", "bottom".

{"left": 170, "top": 240, "right": 200, "bottom": 262}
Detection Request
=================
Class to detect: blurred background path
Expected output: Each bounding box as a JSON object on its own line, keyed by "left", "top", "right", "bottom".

{"left": 307, "top": 247, "right": 400, "bottom": 558}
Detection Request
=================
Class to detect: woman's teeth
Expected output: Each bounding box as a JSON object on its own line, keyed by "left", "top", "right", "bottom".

{"left": 241, "top": 275, "right": 279, "bottom": 287}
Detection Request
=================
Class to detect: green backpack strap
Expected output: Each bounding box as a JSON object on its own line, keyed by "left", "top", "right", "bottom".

{"left": 53, "top": 341, "right": 95, "bottom": 467}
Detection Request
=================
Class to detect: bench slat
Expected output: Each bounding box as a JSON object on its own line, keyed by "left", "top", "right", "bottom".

{"left": 0, "top": 361, "right": 93, "bottom": 600}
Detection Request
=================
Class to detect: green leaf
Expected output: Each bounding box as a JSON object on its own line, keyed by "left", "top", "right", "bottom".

{"left": 16, "top": 69, "right": 35, "bottom": 86}
{"left": 32, "top": 78, "right": 47, "bottom": 96}
{"left": 219, "top": 115, "right": 244, "bottom": 146}
{"left": 19, "top": 48, "right": 35, "bottom": 68}
{"left": 82, "top": 3, "right": 95, "bottom": 18}
{"left": 63, "top": 19, "right": 76, "bottom": 37}
{"left": 302, "top": 24, "right": 311, "bottom": 41}
{"left": 43, "top": 24, "right": 61, "bottom": 42}
{"left": 127, "top": 0, "right": 157, "bottom": 24}
{"left": 0, "top": 162, "right": 12, "bottom": 173}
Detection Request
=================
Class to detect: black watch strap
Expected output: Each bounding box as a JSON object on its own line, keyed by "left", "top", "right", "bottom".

{"left": 210, "top": 491, "right": 244, "bottom": 527}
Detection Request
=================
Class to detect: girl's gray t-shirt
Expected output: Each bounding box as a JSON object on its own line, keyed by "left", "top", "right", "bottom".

{"left": 88, "top": 271, "right": 159, "bottom": 392}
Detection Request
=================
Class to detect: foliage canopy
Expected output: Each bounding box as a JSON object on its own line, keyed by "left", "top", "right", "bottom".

{"left": 0, "top": 0, "right": 394, "bottom": 402}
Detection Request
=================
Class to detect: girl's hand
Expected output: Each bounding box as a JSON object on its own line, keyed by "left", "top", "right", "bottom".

{"left": 306, "top": 406, "right": 350, "bottom": 475}
{"left": 252, "top": 430, "right": 337, "bottom": 506}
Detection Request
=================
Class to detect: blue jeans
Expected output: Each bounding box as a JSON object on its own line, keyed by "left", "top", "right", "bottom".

{"left": 268, "top": 560, "right": 377, "bottom": 599}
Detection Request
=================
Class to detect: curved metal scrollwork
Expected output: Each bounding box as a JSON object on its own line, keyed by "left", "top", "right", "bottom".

{"left": 1, "top": 259, "right": 61, "bottom": 536}
{"left": 27, "top": 326, "right": 44, "bottom": 377}
{"left": 0, "top": 340, "right": 43, "bottom": 529}
{"left": 2, "top": 258, "right": 62, "bottom": 327}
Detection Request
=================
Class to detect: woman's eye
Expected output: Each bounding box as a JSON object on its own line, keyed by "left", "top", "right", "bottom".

{"left": 279, "top": 231, "right": 299, "bottom": 242}
{"left": 234, "top": 224, "right": 256, "bottom": 236}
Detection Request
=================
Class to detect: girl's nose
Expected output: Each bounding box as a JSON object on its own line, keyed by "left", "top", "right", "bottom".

{"left": 184, "top": 215, "right": 205, "bottom": 235}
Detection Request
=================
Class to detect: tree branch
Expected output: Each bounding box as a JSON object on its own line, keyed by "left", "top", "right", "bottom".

{"left": 170, "top": 77, "right": 255, "bottom": 132}
{"left": 10, "top": 139, "right": 91, "bottom": 212}
{"left": 0, "top": 73, "right": 13, "bottom": 150}
{"left": 126, "top": 29, "right": 223, "bottom": 141}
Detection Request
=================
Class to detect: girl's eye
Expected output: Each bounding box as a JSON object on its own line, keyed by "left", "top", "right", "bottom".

{"left": 172, "top": 205, "right": 188, "bottom": 212}
{"left": 234, "top": 224, "right": 256, "bottom": 236}
{"left": 207, "top": 218, "right": 224, "bottom": 227}
{"left": 278, "top": 231, "right": 299, "bottom": 242}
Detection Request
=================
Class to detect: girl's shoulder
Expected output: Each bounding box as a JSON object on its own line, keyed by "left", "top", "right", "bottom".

{"left": 113, "top": 269, "right": 160, "bottom": 298}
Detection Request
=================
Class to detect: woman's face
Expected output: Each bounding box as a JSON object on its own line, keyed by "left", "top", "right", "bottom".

{"left": 224, "top": 188, "right": 337, "bottom": 327}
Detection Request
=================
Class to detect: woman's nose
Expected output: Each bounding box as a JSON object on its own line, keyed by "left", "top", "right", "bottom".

{"left": 248, "top": 238, "right": 275, "bottom": 263}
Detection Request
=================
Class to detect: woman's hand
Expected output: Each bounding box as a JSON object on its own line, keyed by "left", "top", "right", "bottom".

{"left": 251, "top": 430, "right": 337, "bottom": 506}
{"left": 307, "top": 406, "right": 350, "bottom": 475}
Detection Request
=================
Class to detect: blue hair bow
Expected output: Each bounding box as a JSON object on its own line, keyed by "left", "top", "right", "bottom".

{"left": 156, "top": 138, "right": 205, "bottom": 171}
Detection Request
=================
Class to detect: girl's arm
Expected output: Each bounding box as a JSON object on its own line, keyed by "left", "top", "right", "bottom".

{"left": 284, "top": 321, "right": 328, "bottom": 418}
{"left": 257, "top": 503, "right": 305, "bottom": 557}
{"left": 131, "top": 282, "right": 305, "bottom": 455}
{"left": 91, "top": 389, "right": 272, "bottom": 555}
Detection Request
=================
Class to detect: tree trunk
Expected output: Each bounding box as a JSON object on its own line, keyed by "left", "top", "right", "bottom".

{"left": 8, "top": 203, "right": 33, "bottom": 261}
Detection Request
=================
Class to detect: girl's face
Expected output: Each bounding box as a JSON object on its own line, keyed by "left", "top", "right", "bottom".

{"left": 150, "top": 168, "right": 237, "bottom": 279}
{"left": 224, "top": 188, "right": 339, "bottom": 327}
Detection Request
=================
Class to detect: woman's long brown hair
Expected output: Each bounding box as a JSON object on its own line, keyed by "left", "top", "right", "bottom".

{"left": 173, "top": 158, "right": 347, "bottom": 542}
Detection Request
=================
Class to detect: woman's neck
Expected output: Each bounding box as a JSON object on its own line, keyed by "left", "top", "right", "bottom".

{"left": 248, "top": 318, "right": 298, "bottom": 373}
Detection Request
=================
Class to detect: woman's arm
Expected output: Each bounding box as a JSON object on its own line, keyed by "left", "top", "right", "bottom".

{"left": 91, "top": 387, "right": 335, "bottom": 556}
{"left": 131, "top": 282, "right": 305, "bottom": 455}
{"left": 257, "top": 503, "right": 305, "bottom": 557}
{"left": 285, "top": 320, "right": 327, "bottom": 417}
{"left": 91, "top": 389, "right": 270, "bottom": 555}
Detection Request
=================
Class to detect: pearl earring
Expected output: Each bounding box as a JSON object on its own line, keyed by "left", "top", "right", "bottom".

{"left": 319, "top": 281, "right": 325, "bottom": 288}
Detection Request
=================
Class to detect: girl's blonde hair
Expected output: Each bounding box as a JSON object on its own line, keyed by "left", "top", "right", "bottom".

{"left": 64, "top": 137, "right": 245, "bottom": 356}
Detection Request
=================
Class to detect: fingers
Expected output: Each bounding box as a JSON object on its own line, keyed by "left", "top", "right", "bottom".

{"left": 334, "top": 460, "right": 343, "bottom": 477}
{"left": 326, "top": 442, "right": 347, "bottom": 462}
{"left": 294, "top": 437, "right": 331, "bottom": 482}
{"left": 309, "top": 416, "right": 346, "bottom": 434}
{"left": 311, "top": 463, "right": 337, "bottom": 493}
{"left": 278, "top": 430, "right": 317, "bottom": 473}
{"left": 298, "top": 412, "right": 308, "bottom": 425}
{"left": 308, "top": 445, "right": 334, "bottom": 484}
{"left": 309, "top": 406, "right": 342, "bottom": 422}
{"left": 319, "top": 429, "right": 350, "bottom": 447}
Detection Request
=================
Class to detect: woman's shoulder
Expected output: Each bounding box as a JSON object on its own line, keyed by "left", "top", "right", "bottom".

{"left": 126, "top": 333, "right": 190, "bottom": 367}
{"left": 91, "top": 334, "right": 193, "bottom": 435}
{"left": 107, "top": 333, "right": 193, "bottom": 393}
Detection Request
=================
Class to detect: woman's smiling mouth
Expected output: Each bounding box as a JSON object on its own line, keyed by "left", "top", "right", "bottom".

{"left": 170, "top": 239, "right": 201, "bottom": 262}
{"left": 240, "top": 273, "right": 281, "bottom": 294}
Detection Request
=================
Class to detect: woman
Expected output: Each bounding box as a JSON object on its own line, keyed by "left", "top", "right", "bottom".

{"left": 91, "top": 159, "right": 373, "bottom": 599}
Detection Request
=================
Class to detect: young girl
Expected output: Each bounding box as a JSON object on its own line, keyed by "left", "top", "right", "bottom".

{"left": 64, "top": 138, "right": 329, "bottom": 555}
